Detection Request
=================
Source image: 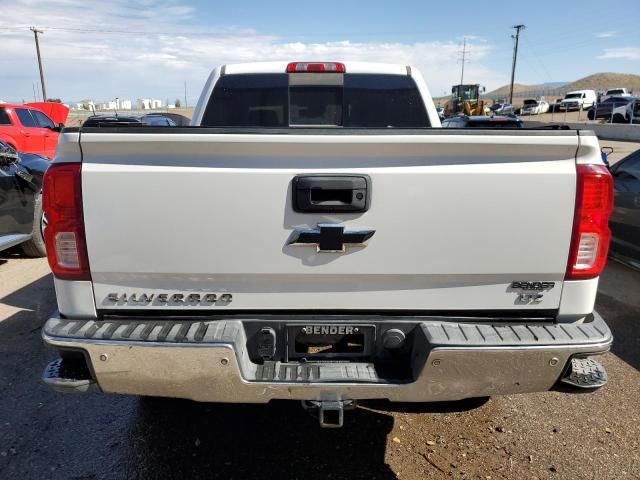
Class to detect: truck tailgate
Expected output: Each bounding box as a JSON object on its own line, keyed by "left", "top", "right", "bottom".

{"left": 78, "top": 130, "right": 578, "bottom": 312}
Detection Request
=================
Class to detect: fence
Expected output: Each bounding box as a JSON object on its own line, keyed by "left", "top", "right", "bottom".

{"left": 547, "top": 99, "right": 636, "bottom": 124}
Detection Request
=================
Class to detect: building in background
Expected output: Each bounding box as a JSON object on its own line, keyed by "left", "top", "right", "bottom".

{"left": 75, "top": 100, "right": 96, "bottom": 111}
{"left": 136, "top": 98, "right": 163, "bottom": 109}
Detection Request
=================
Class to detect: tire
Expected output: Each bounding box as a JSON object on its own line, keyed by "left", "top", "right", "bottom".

{"left": 21, "top": 193, "right": 47, "bottom": 258}
{"left": 613, "top": 114, "right": 626, "bottom": 124}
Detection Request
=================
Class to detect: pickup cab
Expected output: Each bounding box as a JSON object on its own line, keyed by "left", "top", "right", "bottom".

{"left": 602, "top": 88, "right": 632, "bottom": 100}
{"left": 41, "top": 61, "right": 613, "bottom": 427}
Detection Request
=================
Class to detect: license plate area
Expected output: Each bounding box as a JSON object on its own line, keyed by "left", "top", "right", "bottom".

{"left": 287, "top": 324, "right": 375, "bottom": 360}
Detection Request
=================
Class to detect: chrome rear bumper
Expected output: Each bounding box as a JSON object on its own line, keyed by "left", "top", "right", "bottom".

{"left": 42, "top": 313, "right": 612, "bottom": 403}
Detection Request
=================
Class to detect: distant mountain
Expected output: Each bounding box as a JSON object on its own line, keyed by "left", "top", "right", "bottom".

{"left": 563, "top": 73, "right": 640, "bottom": 92}
{"left": 485, "top": 73, "right": 640, "bottom": 100}
{"left": 485, "top": 83, "right": 536, "bottom": 98}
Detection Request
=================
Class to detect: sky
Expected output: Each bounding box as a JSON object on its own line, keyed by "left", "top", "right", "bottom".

{"left": 0, "top": 0, "right": 638, "bottom": 104}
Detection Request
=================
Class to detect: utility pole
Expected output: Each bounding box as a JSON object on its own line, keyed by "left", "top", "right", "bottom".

{"left": 183, "top": 81, "right": 187, "bottom": 108}
{"left": 30, "top": 27, "right": 47, "bottom": 101}
{"left": 458, "top": 37, "right": 469, "bottom": 86}
{"left": 509, "top": 24, "right": 525, "bottom": 105}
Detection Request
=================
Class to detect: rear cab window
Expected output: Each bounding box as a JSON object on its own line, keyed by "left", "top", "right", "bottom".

{"left": 201, "top": 72, "right": 430, "bottom": 128}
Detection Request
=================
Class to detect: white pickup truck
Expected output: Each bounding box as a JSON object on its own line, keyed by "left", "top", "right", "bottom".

{"left": 41, "top": 61, "right": 613, "bottom": 427}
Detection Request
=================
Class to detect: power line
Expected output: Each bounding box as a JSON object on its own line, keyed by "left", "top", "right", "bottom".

{"left": 509, "top": 25, "right": 525, "bottom": 104}
{"left": 520, "top": 38, "right": 554, "bottom": 83}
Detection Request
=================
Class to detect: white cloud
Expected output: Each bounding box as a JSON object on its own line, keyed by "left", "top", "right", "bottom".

{"left": 0, "top": 0, "right": 508, "bottom": 102}
{"left": 595, "top": 31, "right": 617, "bottom": 38}
{"left": 597, "top": 47, "right": 640, "bottom": 60}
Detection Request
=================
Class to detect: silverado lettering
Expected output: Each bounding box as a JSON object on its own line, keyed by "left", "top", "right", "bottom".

{"left": 105, "top": 293, "right": 231, "bottom": 304}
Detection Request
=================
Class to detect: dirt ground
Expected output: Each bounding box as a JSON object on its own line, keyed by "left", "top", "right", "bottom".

{"left": 0, "top": 251, "right": 639, "bottom": 479}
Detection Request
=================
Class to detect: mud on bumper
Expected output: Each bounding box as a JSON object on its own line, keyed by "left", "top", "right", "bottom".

{"left": 41, "top": 313, "right": 612, "bottom": 403}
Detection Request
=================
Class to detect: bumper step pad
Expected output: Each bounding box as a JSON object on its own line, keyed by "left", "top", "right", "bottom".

{"left": 42, "top": 358, "right": 98, "bottom": 394}
{"left": 256, "top": 361, "right": 380, "bottom": 383}
{"left": 44, "top": 314, "right": 611, "bottom": 348}
{"left": 560, "top": 357, "right": 608, "bottom": 389}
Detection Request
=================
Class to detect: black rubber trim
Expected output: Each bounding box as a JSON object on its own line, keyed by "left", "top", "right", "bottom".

{"left": 75, "top": 126, "right": 580, "bottom": 136}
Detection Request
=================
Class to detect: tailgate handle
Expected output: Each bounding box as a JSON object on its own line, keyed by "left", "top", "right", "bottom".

{"left": 293, "top": 175, "right": 370, "bottom": 213}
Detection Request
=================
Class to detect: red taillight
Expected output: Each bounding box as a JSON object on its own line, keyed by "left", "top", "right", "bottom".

{"left": 566, "top": 164, "right": 613, "bottom": 280}
{"left": 286, "top": 62, "right": 345, "bottom": 73}
{"left": 42, "top": 162, "right": 91, "bottom": 280}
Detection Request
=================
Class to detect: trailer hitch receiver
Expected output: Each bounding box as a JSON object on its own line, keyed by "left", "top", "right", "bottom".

{"left": 301, "top": 399, "right": 357, "bottom": 428}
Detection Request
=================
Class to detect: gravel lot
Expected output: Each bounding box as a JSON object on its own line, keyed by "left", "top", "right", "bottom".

{"left": 0, "top": 253, "right": 639, "bottom": 479}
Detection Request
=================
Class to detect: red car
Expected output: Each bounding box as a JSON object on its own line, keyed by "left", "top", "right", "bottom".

{"left": 0, "top": 102, "right": 69, "bottom": 159}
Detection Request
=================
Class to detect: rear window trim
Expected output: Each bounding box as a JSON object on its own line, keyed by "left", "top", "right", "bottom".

{"left": 202, "top": 72, "right": 431, "bottom": 129}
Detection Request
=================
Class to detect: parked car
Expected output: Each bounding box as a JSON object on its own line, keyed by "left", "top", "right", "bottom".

{"left": 587, "top": 96, "right": 635, "bottom": 120}
{"left": 442, "top": 115, "right": 523, "bottom": 128}
{"left": 82, "top": 114, "right": 177, "bottom": 127}
{"left": 489, "top": 103, "right": 514, "bottom": 115}
{"left": 138, "top": 114, "right": 179, "bottom": 126}
{"left": 0, "top": 140, "right": 49, "bottom": 257}
{"left": 0, "top": 103, "right": 68, "bottom": 159}
{"left": 148, "top": 112, "right": 191, "bottom": 126}
{"left": 435, "top": 106, "right": 445, "bottom": 120}
{"left": 558, "top": 90, "right": 597, "bottom": 111}
{"left": 549, "top": 97, "right": 565, "bottom": 112}
{"left": 520, "top": 99, "right": 549, "bottom": 115}
{"left": 611, "top": 97, "right": 640, "bottom": 124}
{"left": 609, "top": 148, "right": 640, "bottom": 269}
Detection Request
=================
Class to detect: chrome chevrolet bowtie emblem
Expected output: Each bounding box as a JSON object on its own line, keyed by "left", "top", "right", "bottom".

{"left": 288, "top": 224, "right": 375, "bottom": 253}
